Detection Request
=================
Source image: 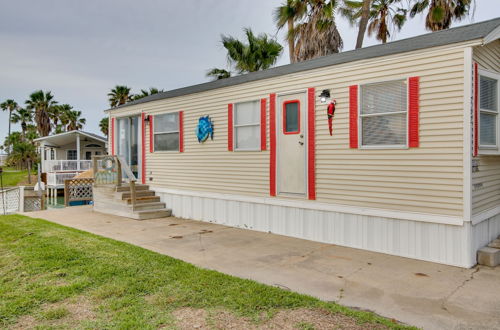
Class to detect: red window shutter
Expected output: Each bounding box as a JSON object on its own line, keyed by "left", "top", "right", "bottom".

{"left": 269, "top": 93, "right": 277, "bottom": 196}
{"left": 473, "top": 63, "right": 479, "bottom": 157}
{"left": 111, "top": 117, "right": 115, "bottom": 155}
{"left": 260, "top": 98, "right": 267, "bottom": 151}
{"left": 179, "top": 111, "right": 184, "bottom": 152}
{"left": 307, "top": 88, "right": 316, "bottom": 200}
{"left": 408, "top": 77, "right": 420, "bottom": 148}
{"left": 228, "top": 104, "right": 233, "bottom": 151}
{"left": 141, "top": 113, "right": 146, "bottom": 184}
{"left": 349, "top": 85, "right": 358, "bottom": 148}
{"left": 149, "top": 115, "right": 154, "bottom": 153}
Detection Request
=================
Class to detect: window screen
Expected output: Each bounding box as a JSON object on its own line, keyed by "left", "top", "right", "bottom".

{"left": 234, "top": 100, "right": 260, "bottom": 150}
{"left": 360, "top": 80, "right": 407, "bottom": 146}
{"left": 284, "top": 101, "right": 300, "bottom": 134}
{"left": 479, "top": 75, "right": 498, "bottom": 147}
{"left": 154, "top": 112, "right": 179, "bottom": 151}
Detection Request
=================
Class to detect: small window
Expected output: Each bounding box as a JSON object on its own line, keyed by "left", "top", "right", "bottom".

{"left": 50, "top": 149, "right": 55, "bottom": 160}
{"left": 479, "top": 74, "right": 498, "bottom": 148}
{"left": 234, "top": 100, "right": 260, "bottom": 150}
{"left": 67, "top": 150, "right": 77, "bottom": 160}
{"left": 360, "top": 80, "right": 407, "bottom": 147}
{"left": 85, "top": 144, "right": 102, "bottom": 148}
{"left": 283, "top": 100, "right": 300, "bottom": 134}
{"left": 154, "top": 112, "right": 179, "bottom": 151}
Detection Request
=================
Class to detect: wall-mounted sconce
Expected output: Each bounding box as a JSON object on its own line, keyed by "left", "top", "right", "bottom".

{"left": 145, "top": 115, "right": 151, "bottom": 123}
{"left": 319, "top": 89, "right": 331, "bottom": 103}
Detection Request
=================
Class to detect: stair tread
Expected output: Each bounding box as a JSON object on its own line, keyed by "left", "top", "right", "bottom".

{"left": 135, "top": 208, "right": 171, "bottom": 213}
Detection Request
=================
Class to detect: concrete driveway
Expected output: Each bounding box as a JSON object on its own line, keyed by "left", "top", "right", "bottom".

{"left": 25, "top": 206, "right": 500, "bottom": 330}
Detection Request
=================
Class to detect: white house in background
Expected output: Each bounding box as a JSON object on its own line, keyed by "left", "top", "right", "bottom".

{"left": 34, "top": 131, "right": 107, "bottom": 195}
{"left": 0, "top": 154, "right": 7, "bottom": 166}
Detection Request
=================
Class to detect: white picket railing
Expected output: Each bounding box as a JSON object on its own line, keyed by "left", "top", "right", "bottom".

{"left": 47, "top": 172, "right": 80, "bottom": 187}
{"left": 43, "top": 160, "right": 92, "bottom": 172}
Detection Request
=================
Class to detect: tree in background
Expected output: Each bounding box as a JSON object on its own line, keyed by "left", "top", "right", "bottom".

{"left": 273, "top": 0, "right": 307, "bottom": 63}
{"left": 99, "top": 117, "right": 109, "bottom": 137}
{"left": 49, "top": 104, "right": 73, "bottom": 133}
{"left": 108, "top": 85, "right": 133, "bottom": 108}
{"left": 206, "top": 68, "right": 232, "bottom": 81}
{"left": 410, "top": 0, "right": 472, "bottom": 31}
{"left": 25, "top": 90, "right": 57, "bottom": 137}
{"left": 341, "top": 0, "right": 407, "bottom": 44}
{"left": 133, "top": 87, "right": 164, "bottom": 101}
{"left": 0, "top": 99, "right": 19, "bottom": 152}
{"left": 8, "top": 140, "right": 37, "bottom": 184}
{"left": 220, "top": 28, "right": 283, "bottom": 73}
{"left": 10, "top": 107, "right": 33, "bottom": 138}
{"left": 62, "top": 110, "right": 86, "bottom": 131}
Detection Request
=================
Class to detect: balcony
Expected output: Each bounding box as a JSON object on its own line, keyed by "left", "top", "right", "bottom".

{"left": 43, "top": 160, "right": 92, "bottom": 172}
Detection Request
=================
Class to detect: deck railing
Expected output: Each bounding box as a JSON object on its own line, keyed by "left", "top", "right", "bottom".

{"left": 47, "top": 172, "right": 80, "bottom": 187}
{"left": 43, "top": 160, "right": 92, "bottom": 172}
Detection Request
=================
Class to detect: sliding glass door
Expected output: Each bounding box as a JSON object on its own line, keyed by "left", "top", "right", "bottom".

{"left": 117, "top": 116, "right": 141, "bottom": 180}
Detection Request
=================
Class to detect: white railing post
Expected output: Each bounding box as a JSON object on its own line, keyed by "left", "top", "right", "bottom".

{"left": 19, "top": 186, "right": 25, "bottom": 212}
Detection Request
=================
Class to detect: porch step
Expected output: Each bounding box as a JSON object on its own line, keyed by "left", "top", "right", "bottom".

{"left": 125, "top": 196, "right": 161, "bottom": 204}
{"left": 135, "top": 208, "right": 172, "bottom": 220}
{"left": 121, "top": 190, "right": 156, "bottom": 200}
{"left": 116, "top": 184, "right": 150, "bottom": 192}
{"left": 477, "top": 247, "right": 500, "bottom": 267}
{"left": 131, "top": 202, "right": 166, "bottom": 211}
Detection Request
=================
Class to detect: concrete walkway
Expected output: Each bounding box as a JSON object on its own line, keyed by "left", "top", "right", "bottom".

{"left": 25, "top": 206, "right": 500, "bottom": 330}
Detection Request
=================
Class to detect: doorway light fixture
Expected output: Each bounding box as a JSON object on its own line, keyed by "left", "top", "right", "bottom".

{"left": 319, "top": 89, "right": 331, "bottom": 104}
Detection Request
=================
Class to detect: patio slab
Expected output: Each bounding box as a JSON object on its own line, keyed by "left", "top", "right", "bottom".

{"left": 24, "top": 206, "right": 500, "bottom": 330}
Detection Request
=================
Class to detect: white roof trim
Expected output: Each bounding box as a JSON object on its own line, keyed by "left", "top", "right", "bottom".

{"left": 483, "top": 25, "right": 500, "bottom": 45}
{"left": 34, "top": 130, "right": 107, "bottom": 143}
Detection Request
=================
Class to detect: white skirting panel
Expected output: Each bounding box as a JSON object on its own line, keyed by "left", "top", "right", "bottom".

{"left": 154, "top": 188, "right": 475, "bottom": 268}
{"left": 471, "top": 213, "right": 500, "bottom": 259}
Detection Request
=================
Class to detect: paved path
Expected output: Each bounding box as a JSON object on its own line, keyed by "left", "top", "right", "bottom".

{"left": 25, "top": 206, "right": 500, "bottom": 330}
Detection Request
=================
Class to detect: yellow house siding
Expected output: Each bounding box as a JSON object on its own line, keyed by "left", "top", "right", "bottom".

{"left": 110, "top": 43, "right": 470, "bottom": 217}
{"left": 472, "top": 40, "right": 500, "bottom": 215}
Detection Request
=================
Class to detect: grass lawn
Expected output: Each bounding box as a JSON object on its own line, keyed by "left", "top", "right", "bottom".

{"left": 0, "top": 168, "right": 35, "bottom": 187}
{"left": 0, "top": 215, "right": 415, "bottom": 329}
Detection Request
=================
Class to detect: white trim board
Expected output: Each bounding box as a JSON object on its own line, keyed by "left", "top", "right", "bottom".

{"left": 472, "top": 205, "right": 500, "bottom": 225}
{"left": 152, "top": 187, "right": 464, "bottom": 226}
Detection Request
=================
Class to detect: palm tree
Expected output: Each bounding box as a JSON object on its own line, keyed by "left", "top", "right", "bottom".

{"left": 49, "top": 104, "right": 72, "bottom": 133}
{"left": 342, "top": 0, "right": 407, "bottom": 44}
{"left": 99, "top": 117, "right": 109, "bottom": 136}
{"left": 273, "top": 0, "right": 307, "bottom": 63}
{"left": 10, "top": 107, "right": 33, "bottom": 138}
{"left": 133, "top": 87, "right": 164, "bottom": 101}
{"left": 108, "top": 85, "right": 132, "bottom": 108}
{"left": 206, "top": 68, "right": 232, "bottom": 81}
{"left": 409, "top": 0, "right": 472, "bottom": 31}
{"left": 63, "top": 110, "right": 86, "bottom": 131}
{"left": 25, "top": 90, "right": 57, "bottom": 137}
{"left": 355, "top": 0, "right": 372, "bottom": 48}
{"left": 8, "top": 141, "right": 37, "bottom": 184}
{"left": 0, "top": 99, "right": 19, "bottom": 151}
{"left": 221, "top": 28, "right": 283, "bottom": 74}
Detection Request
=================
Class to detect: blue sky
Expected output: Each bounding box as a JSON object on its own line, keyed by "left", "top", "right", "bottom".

{"left": 0, "top": 0, "right": 498, "bottom": 147}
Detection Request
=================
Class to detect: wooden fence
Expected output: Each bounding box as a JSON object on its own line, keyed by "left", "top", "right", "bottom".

{"left": 64, "top": 178, "right": 94, "bottom": 206}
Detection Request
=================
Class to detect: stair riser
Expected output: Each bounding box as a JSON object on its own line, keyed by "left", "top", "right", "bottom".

{"left": 132, "top": 203, "right": 166, "bottom": 211}
{"left": 119, "top": 191, "right": 156, "bottom": 200}
{"left": 116, "top": 185, "right": 150, "bottom": 192}
{"left": 126, "top": 197, "right": 161, "bottom": 205}
{"left": 136, "top": 210, "right": 172, "bottom": 220}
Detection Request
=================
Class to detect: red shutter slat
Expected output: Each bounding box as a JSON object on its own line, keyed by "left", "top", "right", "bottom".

{"left": 141, "top": 113, "right": 146, "bottom": 184}
{"left": 307, "top": 88, "right": 316, "bottom": 200}
{"left": 149, "top": 115, "right": 154, "bottom": 153}
{"left": 473, "top": 63, "right": 479, "bottom": 157}
{"left": 179, "top": 111, "right": 184, "bottom": 152}
{"left": 228, "top": 104, "right": 233, "bottom": 151}
{"left": 260, "top": 98, "right": 267, "bottom": 151}
{"left": 408, "top": 76, "right": 420, "bottom": 148}
{"left": 269, "top": 93, "right": 277, "bottom": 196}
{"left": 111, "top": 117, "right": 115, "bottom": 155}
{"left": 349, "top": 85, "right": 358, "bottom": 148}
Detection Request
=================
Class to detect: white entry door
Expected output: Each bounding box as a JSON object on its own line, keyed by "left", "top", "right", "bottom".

{"left": 277, "top": 92, "right": 307, "bottom": 196}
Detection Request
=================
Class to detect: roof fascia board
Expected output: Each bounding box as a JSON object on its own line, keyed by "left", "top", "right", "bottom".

{"left": 483, "top": 25, "right": 500, "bottom": 45}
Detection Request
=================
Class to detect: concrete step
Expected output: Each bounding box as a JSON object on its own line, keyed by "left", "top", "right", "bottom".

{"left": 135, "top": 208, "right": 172, "bottom": 220}
{"left": 116, "top": 184, "right": 150, "bottom": 192}
{"left": 126, "top": 196, "right": 161, "bottom": 204}
{"left": 131, "top": 202, "right": 166, "bottom": 211}
{"left": 477, "top": 247, "right": 500, "bottom": 267}
{"left": 120, "top": 190, "right": 156, "bottom": 200}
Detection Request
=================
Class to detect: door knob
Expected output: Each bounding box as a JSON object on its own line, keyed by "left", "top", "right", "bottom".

{"left": 299, "top": 141, "right": 304, "bottom": 145}
{"left": 300, "top": 134, "right": 304, "bottom": 138}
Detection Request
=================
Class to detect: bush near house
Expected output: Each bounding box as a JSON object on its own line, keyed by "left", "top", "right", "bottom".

{"left": 0, "top": 215, "right": 415, "bottom": 329}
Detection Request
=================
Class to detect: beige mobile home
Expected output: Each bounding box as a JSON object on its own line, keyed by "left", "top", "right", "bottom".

{"left": 105, "top": 18, "right": 500, "bottom": 268}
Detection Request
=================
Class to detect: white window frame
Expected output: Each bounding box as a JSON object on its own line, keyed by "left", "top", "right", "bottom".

{"left": 233, "top": 100, "right": 261, "bottom": 151}
{"left": 153, "top": 112, "right": 180, "bottom": 152}
{"left": 478, "top": 69, "right": 500, "bottom": 154}
{"left": 358, "top": 78, "right": 409, "bottom": 149}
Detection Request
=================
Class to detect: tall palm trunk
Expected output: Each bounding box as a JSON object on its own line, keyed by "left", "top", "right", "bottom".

{"left": 288, "top": 18, "right": 295, "bottom": 63}
{"left": 7, "top": 110, "right": 12, "bottom": 154}
{"left": 356, "top": 0, "right": 372, "bottom": 49}
{"left": 27, "top": 159, "right": 31, "bottom": 184}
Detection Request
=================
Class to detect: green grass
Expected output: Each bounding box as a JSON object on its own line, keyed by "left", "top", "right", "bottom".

{"left": 0, "top": 168, "right": 34, "bottom": 187}
{"left": 0, "top": 215, "right": 416, "bottom": 329}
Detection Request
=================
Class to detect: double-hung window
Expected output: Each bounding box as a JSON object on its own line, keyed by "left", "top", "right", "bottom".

{"left": 234, "top": 100, "right": 260, "bottom": 150}
{"left": 154, "top": 112, "right": 180, "bottom": 151}
{"left": 67, "top": 150, "right": 77, "bottom": 160}
{"left": 360, "top": 80, "right": 407, "bottom": 147}
{"left": 479, "top": 70, "right": 499, "bottom": 149}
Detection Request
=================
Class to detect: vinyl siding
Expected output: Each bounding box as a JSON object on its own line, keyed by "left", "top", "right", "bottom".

{"left": 472, "top": 40, "right": 500, "bottom": 215}
{"left": 110, "top": 42, "right": 470, "bottom": 217}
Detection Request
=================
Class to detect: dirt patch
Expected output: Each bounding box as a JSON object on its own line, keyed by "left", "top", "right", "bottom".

{"left": 170, "top": 307, "right": 388, "bottom": 330}
{"left": 11, "top": 296, "right": 96, "bottom": 329}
